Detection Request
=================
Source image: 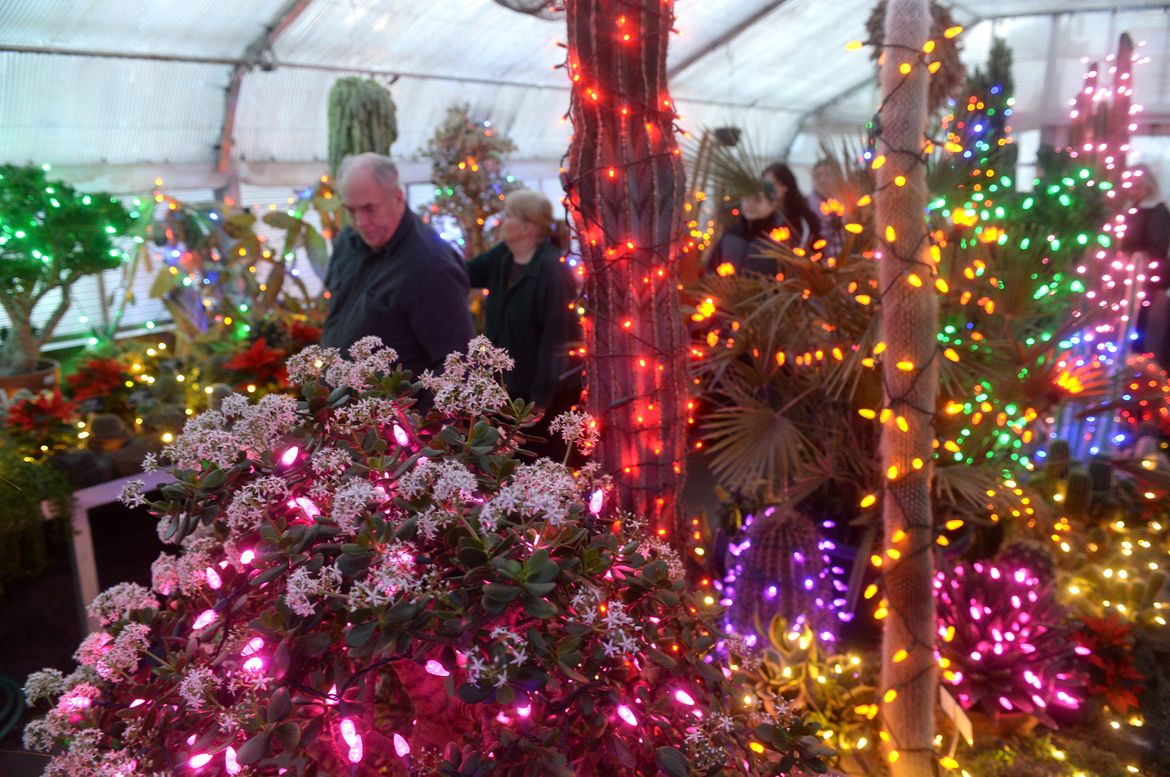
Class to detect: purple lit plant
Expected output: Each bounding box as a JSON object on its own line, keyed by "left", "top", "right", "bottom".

{"left": 935, "top": 560, "right": 1087, "bottom": 728}
{"left": 721, "top": 507, "right": 849, "bottom": 648}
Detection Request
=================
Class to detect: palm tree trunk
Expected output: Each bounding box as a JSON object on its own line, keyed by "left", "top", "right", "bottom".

{"left": 564, "top": 0, "right": 689, "bottom": 542}
{"left": 875, "top": 0, "right": 939, "bottom": 773}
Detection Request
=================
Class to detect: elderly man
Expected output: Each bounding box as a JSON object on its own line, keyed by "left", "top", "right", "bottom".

{"left": 322, "top": 153, "right": 474, "bottom": 376}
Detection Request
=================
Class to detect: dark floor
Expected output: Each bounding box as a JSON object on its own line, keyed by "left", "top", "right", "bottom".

{"left": 0, "top": 499, "right": 162, "bottom": 770}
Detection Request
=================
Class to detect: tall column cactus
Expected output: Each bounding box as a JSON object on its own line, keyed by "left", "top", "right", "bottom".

{"left": 874, "top": 0, "right": 939, "bottom": 773}
{"left": 564, "top": 0, "right": 689, "bottom": 541}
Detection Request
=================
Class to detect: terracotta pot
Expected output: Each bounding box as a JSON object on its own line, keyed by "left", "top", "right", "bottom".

{"left": 0, "top": 358, "right": 60, "bottom": 396}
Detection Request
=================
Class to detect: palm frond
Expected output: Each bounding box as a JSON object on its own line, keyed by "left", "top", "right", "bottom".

{"left": 701, "top": 405, "right": 816, "bottom": 497}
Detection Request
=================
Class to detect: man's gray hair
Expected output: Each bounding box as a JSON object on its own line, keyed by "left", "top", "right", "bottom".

{"left": 338, "top": 152, "right": 400, "bottom": 193}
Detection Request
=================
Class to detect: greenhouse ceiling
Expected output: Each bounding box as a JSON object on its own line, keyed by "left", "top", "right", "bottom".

{"left": 1, "top": 0, "right": 1169, "bottom": 188}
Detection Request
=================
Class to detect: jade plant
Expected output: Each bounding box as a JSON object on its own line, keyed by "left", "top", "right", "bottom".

{"left": 24, "top": 336, "right": 830, "bottom": 776}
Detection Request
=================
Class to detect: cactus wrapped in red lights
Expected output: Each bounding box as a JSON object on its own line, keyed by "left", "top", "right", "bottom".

{"left": 22, "top": 336, "right": 829, "bottom": 776}
{"left": 934, "top": 560, "right": 1086, "bottom": 729}
{"left": 564, "top": 0, "right": 689, "bottom": 541}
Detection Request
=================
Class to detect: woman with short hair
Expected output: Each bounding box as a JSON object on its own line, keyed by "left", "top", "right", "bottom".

{"left": 466, "top": 189, "right": 580, "bottom": 428}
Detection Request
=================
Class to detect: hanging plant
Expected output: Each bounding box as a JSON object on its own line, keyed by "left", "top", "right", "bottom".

{"left": 327, "top": 78, "right": 398, "bottom": 175}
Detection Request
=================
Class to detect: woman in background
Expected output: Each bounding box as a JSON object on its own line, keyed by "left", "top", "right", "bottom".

{"left": 763, "top": 162, "right": 823, "bottom": 252}
{"left": 467, "top": 189, "right": 580, "bottom": 453}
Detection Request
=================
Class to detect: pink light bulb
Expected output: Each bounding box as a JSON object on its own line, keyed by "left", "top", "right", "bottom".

{"left": 393, "top": 732, "right": 410, "bottom": 757}
{"left": 280, "top": 446, "right": 299, "bottom": 466}
{"left": 225, "top": 747, "right": 241, "bottom": 775}
{"left": 205, "top": 567, "right": 222, "bottom": 590}
{"left": 242, "top": 637, "right": 264, "bottom": 656}
{"left": 192, "top": 610, "right": 216, "bottom": 630}
{"left": 674, "top": 689, "right": 695, "bottom": 706}
{"left": 243, "top": 657, "right": 264, "bottom": 672}
{"left": 589, "top": 489, "right": 604, "bottom": 515}
{"left": 189, "top": 753, "right": 212, "bottom": 769}
{"left": 516, "top": 704, "right": 532, "bottom": 717}
{"left": 617, "top": 705, "right": 638, "bottom": 726}
{"left": 340, "top": 718, "right": 363, "bottom": 763}
{"left": 424, "top": 660, "right": 449, "bottom": 677}
{"left": 239, "top": 549, "right": 255, "bottom": 565}
{"left": 340, "top": 718, "right": 358, "bottom": 746}
{"left": 129, "top": 698, "right": 146, "bottom": 708}
{"left": 294, "top": 496, "right": 321, "bottom": 519}
{"left": 392, "top": 424, "right": 410, "bottom": 447}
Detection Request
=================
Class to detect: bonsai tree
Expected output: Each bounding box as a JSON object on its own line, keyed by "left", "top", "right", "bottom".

{"left": 0, "top": 164, "right": 134, "bottom": 376}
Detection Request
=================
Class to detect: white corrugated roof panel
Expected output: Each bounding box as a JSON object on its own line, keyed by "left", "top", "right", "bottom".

{"left": 0, "top": 0, "right": 288, "bottom": 59}
{"left": 0, "top": 53, "right": 229, "bottom": 166}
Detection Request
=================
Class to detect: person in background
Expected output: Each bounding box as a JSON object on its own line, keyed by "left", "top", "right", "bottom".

{"left": 762, "top": 162, "right": 823, "bottom": 252}
{"left": 466, "top": 189, "right": 580, "bottom": 448}
{"left": 1125, "top": 164, "right": 1170, "bottom": 365}
{"left": 807, "top": 158, "right": 845, "bottom": 259}
{"left": 322, "top": 153, "right": 474, "bottom": 377}
{"left": 704, "top": 187, "right": 787, "bottom": 277}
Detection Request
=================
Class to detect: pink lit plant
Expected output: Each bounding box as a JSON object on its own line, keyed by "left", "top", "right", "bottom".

{"left": 23, "top": 336, "right": 829, "bottom": 776}
{"left": 935, "top": 559, "right": 1087, "bottom": 729}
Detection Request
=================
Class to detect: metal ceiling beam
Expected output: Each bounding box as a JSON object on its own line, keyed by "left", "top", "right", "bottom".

{"left": 667, "top": 0, "right": 792, "bottom": 80}
{"left": 218, "top": 0, "right": 315, "bottom": 176}
{"left": 0, "top": 42, "right": 802, "bottom": 115}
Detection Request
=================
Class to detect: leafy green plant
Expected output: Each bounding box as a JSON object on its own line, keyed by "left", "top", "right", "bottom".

{"left": 744, "top": 618, "right": 881, "bottom": 775}
{"left": 0, "top": 450, "right": 74, "bottom": 596}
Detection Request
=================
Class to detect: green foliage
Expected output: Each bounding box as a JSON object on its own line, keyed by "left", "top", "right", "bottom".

{"left": 958, "top": 732, "right": 1134, "bottom": 777}
{"left": 327, "top": 77, "right": 398, "bottom": 175}
{"left": 421, "top": 104, "right": 520, "bottom": 257}
{"left": 0, "top": 164, "right": 134, "bottom": 375}
{"left": 0, "top": 450, "right": 74, "bottom": 596}
{"left": 743, "top": 618, "right": 880, "bottom": 775}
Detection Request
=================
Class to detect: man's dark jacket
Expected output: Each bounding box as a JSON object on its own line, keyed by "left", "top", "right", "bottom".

{"left": 466, "top": 240, "right": 579, "bottom": 408}
{"left": 322, "top": 213, "right": 474, "bottom": 377}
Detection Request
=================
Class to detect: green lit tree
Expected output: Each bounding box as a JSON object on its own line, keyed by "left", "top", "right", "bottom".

{"left": 0, "top": 164, "right": 134, "bottom": 376}
{"left": 421, "top": 104, "right": 520, "bottom": 258}
{"left": 939, "top": 37, "right": 1018, "bottom": 201}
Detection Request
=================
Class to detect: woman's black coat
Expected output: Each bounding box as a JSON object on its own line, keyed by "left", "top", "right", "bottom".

{"left": 466, "top": 239, "right": 579, "bottom": 408}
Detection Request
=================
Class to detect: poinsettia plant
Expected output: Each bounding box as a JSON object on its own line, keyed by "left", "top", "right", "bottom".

{"left": 2, "top": 387, "right": 79, "bottom": 455}
{"left": 1075, "top": 615, "right": 1143, "bottom": 715}
{"left": 24, "top": 336, "right": 830, "bottom": 776}
{"left": 221, "top": 337, "right": 288, "bottom": 391}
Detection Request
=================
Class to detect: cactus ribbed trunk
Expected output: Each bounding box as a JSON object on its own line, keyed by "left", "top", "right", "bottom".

{"left": 876, "top": 0, "right": 939, "bottom": 774}
{"left": 564, "top": 0, "right": 688, "bottom": 541}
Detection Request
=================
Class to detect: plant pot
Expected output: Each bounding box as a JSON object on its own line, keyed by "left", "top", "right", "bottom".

{"left": 0, "top": 359, "right": 60, "bottom": 396}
